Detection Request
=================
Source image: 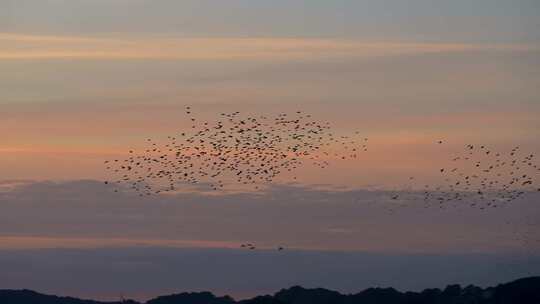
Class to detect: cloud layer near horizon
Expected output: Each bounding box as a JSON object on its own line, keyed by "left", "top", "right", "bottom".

{"left": 0, "top": 180, "right": 539, "bottom": 301}
{"left": 0, "top": 180, "right": 538, "bottom": 254}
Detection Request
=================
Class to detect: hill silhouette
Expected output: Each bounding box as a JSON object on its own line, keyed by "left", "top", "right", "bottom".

{"left": 1, "top": 277, "right": 539, "bottom": 304}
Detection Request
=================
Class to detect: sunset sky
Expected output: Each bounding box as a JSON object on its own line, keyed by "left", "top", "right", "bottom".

{"left": 1, "top": 0, "right": 540, "bottom": 301}
{"left": 2, "top": 0, "right": 540, "bottom": 184}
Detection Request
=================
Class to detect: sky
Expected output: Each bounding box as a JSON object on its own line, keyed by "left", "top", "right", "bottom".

{"left": 1, "top": 0, "right": 540, "bottom": 301}
{"left": 1, "top": 1, "right": 540, "bottom": 185}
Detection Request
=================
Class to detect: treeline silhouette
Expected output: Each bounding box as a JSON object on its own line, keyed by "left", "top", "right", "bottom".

{"left": 1, "top": 277, "right": 539, "bottom": 304}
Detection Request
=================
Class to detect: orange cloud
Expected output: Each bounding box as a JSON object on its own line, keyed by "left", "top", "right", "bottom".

{"left": 1, "top": 33, "right": 537, "bottom": 61}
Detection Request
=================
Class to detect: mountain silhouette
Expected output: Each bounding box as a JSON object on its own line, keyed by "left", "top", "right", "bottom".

{"left": 0, "top": 289, "right": 136, "bottom": 304}
{"left": 147, "top": 292, "right": 234, "bottom": 304}
{"left": 1, "top": 276, "right": 539, "bottom": 304}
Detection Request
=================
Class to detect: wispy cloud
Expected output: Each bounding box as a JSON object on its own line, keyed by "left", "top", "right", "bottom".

{"left": 1, "top": 33, "right": 537, "bottom": 61}
{"left": 0, "top": 236, "right": 241, "bottom": 250}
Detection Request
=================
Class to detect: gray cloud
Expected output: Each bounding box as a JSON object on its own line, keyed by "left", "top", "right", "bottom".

{"left": 2, "top": 0, "right": 539, "bottom": 43}
{"left": 0, "top": 180, "right": 538, "bottom": 253}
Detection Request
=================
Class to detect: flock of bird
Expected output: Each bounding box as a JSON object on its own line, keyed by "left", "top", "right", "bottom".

{"left": 104, "top": 108, "right": 539, "bottom": 210}
{"left": 104, "top": 107, "right": 369, "bottom": 196}
{"left": 239, "top": 243, "right": 285, "bottom": 251}
{"left": 103, "top": 108, "right": 539, "bottom": 252}
{"left": 391, "top": 142, "right": 540, "bottom": 211}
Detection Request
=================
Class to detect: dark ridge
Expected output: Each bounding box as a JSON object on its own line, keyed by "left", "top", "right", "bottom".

{"left": 1, "top": 276, "right": 539, "bottom": 304}
{"left": 146, "top": 291, "right": 235, "bottom": 304}
{"left": 274, "top": 285, "right": 343, "bottom": 304}
{"left": 0, "top": 289, "right": 134, "bottom": 304}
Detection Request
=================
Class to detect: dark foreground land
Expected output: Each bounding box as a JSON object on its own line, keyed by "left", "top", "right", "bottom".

{"left": 1, "top": 277, "right": 539, "bottom": 304}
